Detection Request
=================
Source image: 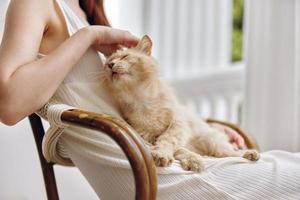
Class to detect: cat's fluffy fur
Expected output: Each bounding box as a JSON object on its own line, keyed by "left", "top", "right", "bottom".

{"left": 101, "top": 35, "right": 259, "bottom": 171}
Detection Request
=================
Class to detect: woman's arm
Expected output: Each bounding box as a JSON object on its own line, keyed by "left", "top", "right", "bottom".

{"left": 0, "top": 0, "right": 138, "bottom": 125}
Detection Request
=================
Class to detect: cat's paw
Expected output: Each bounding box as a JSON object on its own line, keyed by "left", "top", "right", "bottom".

{"left": 180, "top": 155, "right": 204, "bottom": 172}
{"left": 243, "top": 150, "right": 260, "bottom": 161}
{"left": 151, "top": 149, "right": 174, "bottom": 167}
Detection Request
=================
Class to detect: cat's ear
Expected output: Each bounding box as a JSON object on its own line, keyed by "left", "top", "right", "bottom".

{"left": 135, "top": 35, "right": 152, "bottom": 55}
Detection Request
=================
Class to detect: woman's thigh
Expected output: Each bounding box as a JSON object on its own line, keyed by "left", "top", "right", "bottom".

{"left": 63, "top": 142, "right": 234, "bottom": 200}
{"left": 60, "top": 133, "right": 300, "bottom": 200}
{"left": 65, "top": 147, "right": 135, "bottom": 200}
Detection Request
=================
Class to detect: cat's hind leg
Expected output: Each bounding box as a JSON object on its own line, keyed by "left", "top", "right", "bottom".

{"left": 211, "top": 148, "right": 260, "bottom": 161}
{"left": 242, "top": 150, "right": 260, "bottom": 161}
{"left": 205, "top": 137, "right": 260, "bottom": 161}
{"left": 174, "top": 147, "right": 204, "bottom": 172}
{"left": 189, "top": 134, "right": 260, "bottom": 161}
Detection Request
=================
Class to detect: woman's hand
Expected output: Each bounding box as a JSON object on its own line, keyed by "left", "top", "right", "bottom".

{"left": 209, "top": 123, "right": 245, "bottom": 150}
{"left": 87, "top": 26, "right": 140, "bottom": 56}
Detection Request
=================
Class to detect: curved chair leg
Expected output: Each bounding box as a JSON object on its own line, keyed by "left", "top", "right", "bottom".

{"left": 29, "top": 114, "right": 59, "bottom": 200}
{"left": 61, "top": 109, "right": 157, "bottom": 200}
{"left": 104, "top": 115, "right": 158, "bottom": 200}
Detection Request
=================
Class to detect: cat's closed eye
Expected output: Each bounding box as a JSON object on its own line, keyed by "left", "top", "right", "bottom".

{"left": 108, "top": 63, "right": 114, "bottom": 69}
{"left": 120, "top": 55, "right": 129, "bottom": 60}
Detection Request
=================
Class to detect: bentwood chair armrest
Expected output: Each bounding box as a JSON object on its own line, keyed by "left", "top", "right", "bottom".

{"left": 60, "top": 108, "right": 157, "bottom": 200}
{"left": 206, "top": 118, "right": 260, "bottom": 150}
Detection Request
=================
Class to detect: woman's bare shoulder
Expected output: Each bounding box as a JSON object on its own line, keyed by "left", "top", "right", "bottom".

{"left": 0, "top": 0, "right": 54, "bottom": 67}
{"left": 9, "top": 0, "right": 53, "bottom": 8}
{"left": 7, "top": 0, "right": 52, "bottom": 21}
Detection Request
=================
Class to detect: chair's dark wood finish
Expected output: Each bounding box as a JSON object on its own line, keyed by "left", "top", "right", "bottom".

{"left": 61, "top": 109, "right": 158, "bottom": 200}
{"left": 102, "top": 112, "right": 157, "bottom": 199}
{"left": 29, "top": 114, "right": 59, "bottom": 200}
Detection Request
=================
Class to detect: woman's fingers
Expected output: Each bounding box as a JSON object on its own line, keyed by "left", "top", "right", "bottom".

{"left": 209, "top": 123, "right": 245, "bottom": 150}
{"left": 224, "top": 126, "right": 245, "bottom": 149}
{"left": 97, "top": 44, "right": 120, "bottom": 56}
{"left": 236, "top": 135, "right": 245, "bottom": 149}
{"left": 232, "top": 143, "right": 238, "bottom": 151}
{"left": 93, "top": 26, "right": 139, "bottom": 47}
{"left": 117, "top": 30, "right": 139, "bottom": 47}
{"left": 88, "top": 26, "right": 139, "bottom": 55}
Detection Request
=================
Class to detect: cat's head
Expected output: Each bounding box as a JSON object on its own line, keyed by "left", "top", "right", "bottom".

{"left": 103, "top": 35, "right": 159, "bottom": 90}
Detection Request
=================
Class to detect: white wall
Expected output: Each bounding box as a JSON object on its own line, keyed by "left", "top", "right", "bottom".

{"left": 0, "top": 120, "right": 98, "bottom": 200}
{"left": 0, "top": 1, "right": 98, "bottom": 199}
{"left": 243, "top": 0, "right": 300, "bottom": 152}
{"left": 0, "top": 0, "right": 9, "bottom": 39}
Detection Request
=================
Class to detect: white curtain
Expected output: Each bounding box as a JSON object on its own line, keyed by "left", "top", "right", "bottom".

{"left": 243, "top": 0, "right": 300, "bottom": 152}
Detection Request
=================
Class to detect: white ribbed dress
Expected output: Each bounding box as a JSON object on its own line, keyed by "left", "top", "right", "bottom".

{"left": 38, "top": 1, "right": 300, "bottom": 199}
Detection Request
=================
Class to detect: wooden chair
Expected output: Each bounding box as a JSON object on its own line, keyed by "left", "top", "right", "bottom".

{"left": 29, "top": 114, "right": 59, "bottom": 200}
{"left": 29, "top": 109, "right": 258, "bottom": 200}
{"left": 29, "top": 108, "right": 158, "bottom": 200}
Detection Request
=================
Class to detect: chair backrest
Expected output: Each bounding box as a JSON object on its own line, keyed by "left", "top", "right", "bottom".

{"left": 29, "top": 114, "right": 59, "bottom": 200}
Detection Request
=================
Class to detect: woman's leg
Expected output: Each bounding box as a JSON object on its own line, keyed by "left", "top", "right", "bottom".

{"left": 59, "top": 128, "right": 235, "bottom": 200}
{"left": 59, "top": 129, "right": 300, "bottom": 200}
{"left": 63, "top": 138, "right": 235, "bottom": 200}
{"left": 64, "top": 144, "right": 135, "bottom": 200}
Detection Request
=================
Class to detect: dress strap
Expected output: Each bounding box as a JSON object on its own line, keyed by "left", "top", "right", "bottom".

{"left": 54, "top": 0, "right": 88, "bottom": 35}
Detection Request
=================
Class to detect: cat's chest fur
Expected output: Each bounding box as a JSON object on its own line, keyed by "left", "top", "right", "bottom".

{"left": 116, "top": 88, "right": 174, "bottom": 144}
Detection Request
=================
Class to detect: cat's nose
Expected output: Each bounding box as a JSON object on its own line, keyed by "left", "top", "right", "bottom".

{"left": 107, "top": 63, "right": 114, "bottom": 69}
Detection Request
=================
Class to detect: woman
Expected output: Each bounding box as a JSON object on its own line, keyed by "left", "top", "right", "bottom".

{"left": 0, "top": 0, "right": 299, "bottom": 199}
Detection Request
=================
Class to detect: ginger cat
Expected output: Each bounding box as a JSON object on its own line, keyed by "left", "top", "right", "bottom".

{"left": 101, "top": 35, "right": 259, "bottom": 171}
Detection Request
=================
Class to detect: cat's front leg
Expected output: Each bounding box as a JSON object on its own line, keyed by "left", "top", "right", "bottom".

{"left": 151, "top": 146, "right": 174, "bottom": 167}
{"left": 151, "top": 121, "right": 188, "bottom": 167}
{"left": 174, "top": 147, "right": 204, "bottom": 171}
